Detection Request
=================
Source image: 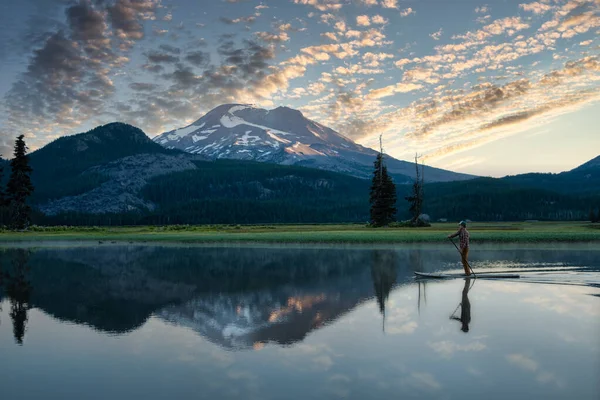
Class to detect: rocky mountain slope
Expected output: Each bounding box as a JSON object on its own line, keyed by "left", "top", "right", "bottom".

{"left": 28, "top": 123, "right": 205, "bottom": 215}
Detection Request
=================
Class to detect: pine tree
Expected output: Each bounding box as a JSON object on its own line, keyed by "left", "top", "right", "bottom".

{"left": 7, "top": 135, "right": 34, "bottom": 230}
{"left": 369, "top": 152, "right": 397, "bottom": 227}
{"left": 404, "top": 154, "right": 425, "bottom": 225}
{"left": 0, "top": 162, "right": 6, "bottom": 206}
{"left": 590, "top": 208, "right": 597, "bottom": 223}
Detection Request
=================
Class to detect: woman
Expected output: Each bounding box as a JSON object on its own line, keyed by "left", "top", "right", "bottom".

{"left": 448, "top": 220, "right": 470, "bottom": 276}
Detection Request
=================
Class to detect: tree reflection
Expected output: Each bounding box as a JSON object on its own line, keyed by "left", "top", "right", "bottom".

{"left": 370, "top": 250, "right": 397, "bottom": 331}
{"left": 450, "top": 278, "right": 473, "bottom": 333}
{"left": 3, "top": 249, "right": 33, "bottom": 345}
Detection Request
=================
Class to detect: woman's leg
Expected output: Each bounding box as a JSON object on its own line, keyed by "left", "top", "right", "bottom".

{"left": 461, "top": 247, "right": 470, "bottom": 275}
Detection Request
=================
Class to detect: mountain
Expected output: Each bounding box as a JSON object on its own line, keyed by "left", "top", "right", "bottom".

{"left": 573, "top": 155, "right": 600, "bottom": 171}
{"left": 500, "top": 156, "right": 600, "bottom": 196}
{"left": 153, "top": 104, "right": 474, "bottom": 183}
{"left": 14, "top": 121, "right": 372, "bottom": 220}
{"left": 27, "top": 123, "right": 206, "bottom": 214}
{"left": 2, "top": 121, "right": 597, "bottom": 223}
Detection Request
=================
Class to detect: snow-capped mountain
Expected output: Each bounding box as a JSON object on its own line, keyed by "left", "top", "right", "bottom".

{"left": 153, "top": 104, "right": 475, "bottom": 182}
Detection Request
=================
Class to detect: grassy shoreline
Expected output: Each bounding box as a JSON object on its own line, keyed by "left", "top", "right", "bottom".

{"left": 0, "top": 222, "right": 598, "bottom": 244}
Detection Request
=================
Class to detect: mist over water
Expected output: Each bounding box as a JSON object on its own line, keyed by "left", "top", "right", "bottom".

{"left": 0, "top": 244, "right": 599, "bottom": 400}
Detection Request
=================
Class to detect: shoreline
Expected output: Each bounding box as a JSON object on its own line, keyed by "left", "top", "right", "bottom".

{"left": 1, "top": 222, "right": 598, "bottom": 245}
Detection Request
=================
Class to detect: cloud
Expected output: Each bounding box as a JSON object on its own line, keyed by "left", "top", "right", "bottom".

{"left": 107, "top": 0, "right": 159, "bottom": 42}
{"left": 217, "top": 39, "right": 275, "bottom": 78}
{"left": 185, "top": 51, "right": 210, "bottom": 67}
{"left": 2, "top": 0, "right": 155, "bottom": 150}
{"left": 400, "top": 8, "right": 415, "bottom": 17}
{"left": 359, "top": 0, "right": 378, "bottom": 6}
{"left": 386, "top": 321, "right": 418, "bottom": 334}
{"left": 402, "top": 372, "right": 441, "bottom": 391}
{"left": 293, "top": 0, "right": 343, "bottom": 11}
{"left": 475, "top": 6, "right": 489, "bottom": 14}
{"left": 372, "top": 15, "right": 388, "bottom": 25}
{"left": 519, "top": 2, "right": 553, "bottom": 15}
{"left": 146, "top": 50, "right": 179, "bottom": 63}
{"left": 428, "top": 341, "right": 487, "bottom": 359}
{"left": 153, "top": 27, "right": 168, "bottom": 36}
{"left": 255, "top": 31, "right": 290, "bottom": 43}
{"left": 363, "top": 51, "right": 394, "bottom": 67}
{"left": 129, "top": 82, "right": 159, "bottom": 91}
{"left": 367, "top": 82, "right": 423, "bottom": 99}
{"left": 159, "top": 44, "right": 181, "bottom": 54}
{"left": 321, "top": 32, "right": 338, "bottom": 41}
{"left": 356, "top": 15, "right": 371, "bottom": 26}
{"left": 335, "top": 64, "right": 384, "bottom": 75}
{"left": 454, "top": 17, "right": 530, "bottom": 41}
{"left": 66, "top": 1, "right": 108, "bottom": 41}
{"left": 429, "top": 28, "right": 443, "bottom": 40}
{"left": 335, "top": 20, "right": 347, "bottom": 32}
{"left": 219, "top": 15, "right": 256, "bottom": 25}
{"left": 381, "top": 0, "right": 398, "bottom": 9}
{"left": 506, "top": 354, "right": 538, "bottom": 372}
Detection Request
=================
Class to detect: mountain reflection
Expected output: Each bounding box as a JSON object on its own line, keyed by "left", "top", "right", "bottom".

{"left": 0, "top": 246, "right": 407, "bottom": 349}
{"left": 3, "top": 244, "right": 594, "bottom": 349}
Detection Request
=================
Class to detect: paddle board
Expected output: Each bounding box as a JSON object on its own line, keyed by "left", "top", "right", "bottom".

{"left": 414, "top": 271, "right": 520, "bottom": 279}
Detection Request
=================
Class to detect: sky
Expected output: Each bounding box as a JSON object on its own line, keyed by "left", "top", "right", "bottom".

{"left": 0, "top": 0, "right": 598, "bottom": 177}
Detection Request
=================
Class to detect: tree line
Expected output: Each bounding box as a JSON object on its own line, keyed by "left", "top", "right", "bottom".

{"left": 0, "top": 136, "right": 34, "bottom": 229}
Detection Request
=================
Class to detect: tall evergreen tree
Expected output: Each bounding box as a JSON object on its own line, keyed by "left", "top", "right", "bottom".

{"left": 590, "top": 208, "right": 597, "bottom": 223}
{"left": 0, "top": 162, "right": 6, "bottom": 206}
{"left": 369, "top": 151, "right": 397, "bottom": 227}
{"left": 0, "top": 162, "right": 6, "bottom": 227}
{"left": 404, "top": 154, "right": 425, "bottom": 225}
{"left": 7, "top": 135, "right": 34, "bottom": 230}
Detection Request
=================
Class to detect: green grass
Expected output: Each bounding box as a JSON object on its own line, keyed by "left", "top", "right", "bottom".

{"left": 0, "top": 222, "right": 599, "bottom": 244}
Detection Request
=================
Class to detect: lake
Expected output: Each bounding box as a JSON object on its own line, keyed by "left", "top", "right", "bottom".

{"left": 0, "top": 243, "right": 599, "bottom": 400}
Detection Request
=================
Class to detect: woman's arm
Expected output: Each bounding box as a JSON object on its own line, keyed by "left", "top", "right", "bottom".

{"left": 448, "top": 229, "right": 461, "bottom": 239}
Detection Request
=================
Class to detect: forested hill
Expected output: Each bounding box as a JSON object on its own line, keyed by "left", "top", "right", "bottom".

{"left": 33, "top": 158, "right": 600, "bottom": 225}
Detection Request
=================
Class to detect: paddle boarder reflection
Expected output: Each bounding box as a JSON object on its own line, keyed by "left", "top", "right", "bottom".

{"left": 450, "top": 278, "right": 473, "bottom": 333}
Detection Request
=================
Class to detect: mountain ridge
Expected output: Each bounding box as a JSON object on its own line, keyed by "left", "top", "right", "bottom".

{"left": 1, "top": 122, "right": 597, "bottom": 222}
{"left": 152, "top": 103, "right": 474, "bottom": 183}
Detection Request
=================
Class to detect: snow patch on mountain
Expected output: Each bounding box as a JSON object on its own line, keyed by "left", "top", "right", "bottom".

{"left": 175, "top": 122, "right": 205, "bottom": 138}
{"left": 220, "top": 111, "right": 293, "bottom": 136}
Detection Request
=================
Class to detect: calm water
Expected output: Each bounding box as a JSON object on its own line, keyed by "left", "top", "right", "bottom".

{"left": 0, "top": 243, "right": 599, "bottom": 400}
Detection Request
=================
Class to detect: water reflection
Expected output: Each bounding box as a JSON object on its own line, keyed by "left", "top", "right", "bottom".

{"left": 370, "top": 250, "right": 397, "bottom": 331}
{"left": 450, "top": 278, "right": 473, "bottom": 333}
{"left": 0, "top": 244, "right": 599, "bottom": 400}
{"left": 0, "top": 246, "right": 407, "bottom": 348}
{"left": 0, "top": 244, "right": 598, "bottom": 350}
{"left": 0, "top": 249, "right": 33, "bottom": 344}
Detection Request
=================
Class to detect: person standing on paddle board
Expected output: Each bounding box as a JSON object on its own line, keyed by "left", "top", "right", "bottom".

{"left": 448, "top": 221, "right": 470, "bottom": 276}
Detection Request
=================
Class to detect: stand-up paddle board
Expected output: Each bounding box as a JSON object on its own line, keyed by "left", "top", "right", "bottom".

{"left": 414, "top": 271, "right": 520, "bottom": 279}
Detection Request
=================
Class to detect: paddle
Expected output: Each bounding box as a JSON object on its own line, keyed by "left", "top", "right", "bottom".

{"left": 448, "top": 238, "right": 476, "bottom": 277}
